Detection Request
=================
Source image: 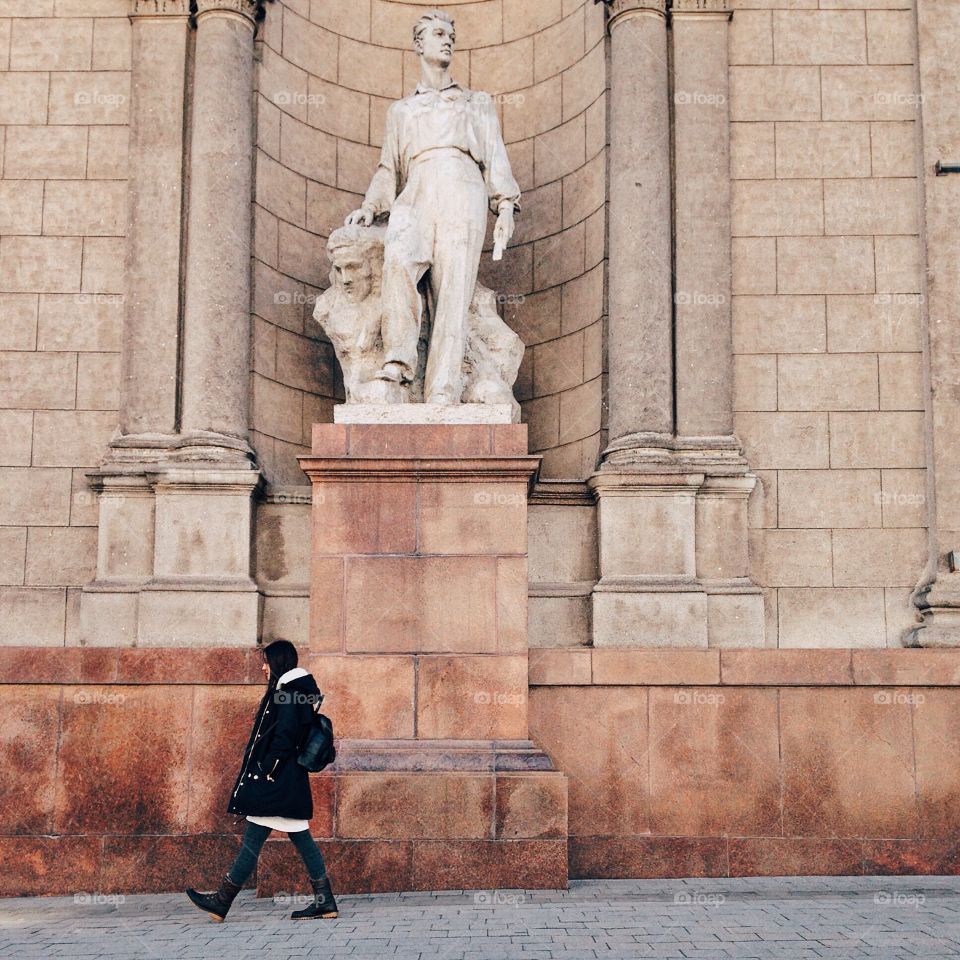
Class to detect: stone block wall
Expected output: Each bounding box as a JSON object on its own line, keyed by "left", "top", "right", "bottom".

{"left": 728, "top": 0, "right": 928, "bottom": 646}
{"left": 250, "top": 0, "right": 606, "bottom": 485}
{"left": 0, "top": 0, "right": 130, "bottom": 645}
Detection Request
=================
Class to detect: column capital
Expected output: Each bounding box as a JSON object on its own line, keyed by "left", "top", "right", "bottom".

{"left": 194, "top": 0, "right": 263, "bottom": 24}
{"left": 600, "top": 0, "right": 667, "bottom": 29}
{"left": 130, "top": 0, "right": 191, "bottom": 16}
{"left": 670, "top": 0, "right": 731, "bottom": 17}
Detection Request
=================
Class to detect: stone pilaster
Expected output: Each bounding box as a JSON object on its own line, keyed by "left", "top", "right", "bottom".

{"left": 179, "top": 0, "right": 260, "bottom": 456}
{"left": 604, "top": 0, "right": 674, "bottom": 450}
{"left": 905, "top": 0, "right": 960, "bottom": 646}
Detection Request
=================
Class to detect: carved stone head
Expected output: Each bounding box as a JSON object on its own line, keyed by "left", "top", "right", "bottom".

{"left": 413, "top": 9, "right": 455, "bottom": 66}
{"left": 326, "top": 226, "right": 383, "bottom": 304}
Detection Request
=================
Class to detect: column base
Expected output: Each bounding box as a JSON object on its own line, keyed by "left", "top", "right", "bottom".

{"left": 904, "top": 576, "right": 960, "bottom": 647}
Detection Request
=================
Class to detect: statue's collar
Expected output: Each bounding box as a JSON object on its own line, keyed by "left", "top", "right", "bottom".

{"left": 414, "top": 79, "right": 462, "bottom": 98}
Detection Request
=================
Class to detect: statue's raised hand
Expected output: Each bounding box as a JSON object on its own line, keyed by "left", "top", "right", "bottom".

{"left": 345, "top": 206, "right": 375, "bottom": 227}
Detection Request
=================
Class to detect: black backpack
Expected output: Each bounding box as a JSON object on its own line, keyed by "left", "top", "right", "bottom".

{"left": 297, "top": 696, "right": 336, "bottom": 773}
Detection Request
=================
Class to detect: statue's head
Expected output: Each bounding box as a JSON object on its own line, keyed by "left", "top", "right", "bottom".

{"left": 413, "top": 9, "right": 455, "bottom": 68}
{"left": 327, "top": 226, "right": 382, "bottom": 303}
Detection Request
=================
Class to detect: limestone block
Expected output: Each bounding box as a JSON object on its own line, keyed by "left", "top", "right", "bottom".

{"left": 534, "top": 224, "right": 585, "bottom": 289}
{"left": 32, "top": 411, "right": 117, "bottom": 467}
{"left": 778, "top": 587, "right": 886, "bottom": 647}
{"left": 255, "top": 501, "right": 311, "bottom": 588}
{"left": 48, "top": 71, "right": 129, "bottom": 125}
{"left": 585, "top": 93, "right": 605, "bottom": 159}
{"left": 832, "top": 528, "right": 927, "bottom": 586}
{"left": 0, "top": 526, "right": 26, "bottom": 586}
{"left": 696, "top": 489, "right": 752, "bottom": 580}
{"left": 0, "top": 352, "right": 76, "bottom": 408}
{"left": 504, "top": 0, "right": 563, "bottom": 42}
{"left": 778, "top": 469, "right": 882, "bottom": 528}
{"left": 255, "top": 151, "right": 306, "bottom": 227}
{"left": 306, "top": 182, "right": 359, "bottom": 238}
{"left": 259, "top": 46, "right": 309, "bottom": 124}
{"left": 706, "top": 593, "right": 766, "bottom": 648}
{"left": 824, "top": 178, "right": 918, "bottom": 235}
{"left": 86, "top": 126, "right": 128, "bottom": 179}
{"left": 730, "top": 11, "right": 772, "bottom": 65}
{"left": 0, "top": 73, "right": 49, "bottom": 125}
{"left": 749, "top": 529, "right": 834, "bottom": 586}
{"left": 593, "top": 591, "right": 708, "bottom": 648}
{"left": 878, "top": 469, "right": 927, "bottom": 528}
{"left": 0, "top": 411, "right": 32, "bottom": 467}
{"left": 277, "top": 221, "right": 326, "bottom": 288}
{"left": 42, "top": 180, "right": 127, "bottom": 236}
{"left": 535, "top": 7, "right": 584, "bottom": 82}
{"left": 730, "top": 123, "right": 775, "bottom": 179}
{"left": 0, "top": 181, "right": 41, "bottom": 235}
{"left": 735, "top": 412, "right": 830, "bottom": 469}
{"left": 25, "top": 527, "right": 97, "bottom": 586}
{"left": 775, "top": 122, "right": 871, "bottom": 178}
{"left": 562, "top": 151, "right": 604, "bottom": 228}
{"left": 77, "top": 591, "right": 137, "bottom": 646}
{"left": 92, "top": 17, "right": 131, "bottom": 71}
{"left": 0, "top": 587, "right": 65, "bottom": 646}
{"left": 829, "top": 411, "right": 925, "bottom": 468}
{"left": 826, "top": 294, "right": 922, "bottom": 352}
{"left": 279, "top": 114, "right": 337, "bottom": 184}
{"left": 94, "top": 489, "right": 154, "bottom": 581}
{"left": 730, "top": 66, "right": 820, "bottom": 121}
{"left": 335, "top": 139, "right": 380, "bottom": 195}
{"left": 731, "top": 238, "right": 776, "bottom": 294}
{"left": 561, "top": 40, "right": 604, "bottom": 122}
{"left": 338, "top": 35, "right": 401, "bottom": 99}
{"left": 511, "top": 181, "right": 562, "bottom": 246}
{"left": 528, "top": 595, "right": 591, "bottom": 648}
{"left": 875, "top": 236, "right": 921, "bottom": 293}
{"left": 528, "top": 504, "right": 597, "bottom": 584}
{"left": 866, "top": 11, "right": 915, "bottom": 64}
{"left": 598, "top": 491, "right": 697, "bottom": 580}
{"left": 584, "top": 208, "right": 604, "bottom": 270}
{"left": 777, "top": 237, "right": 875, "bottom": 294}
{"left": 733, "top": 356, "right": 777, "bottom": 411}
{"left": 821, "top": 65, "right": 918, "bottom": 120}
{"left": 281, "top": 6, "right": 337, "bottom": 81}
{"left": 732, "top": 295, "right": 826, "bottom": 353}
{"left": 471, "top": 36, "right": 534, "bottom": 94}
{"left": 748, "top": 470, "right": 778, "bottom": 529}
{"left": 503, "top": 76, "right": 562, "bottom": 142}
{"left": 0, "top": 468, "right": 71, "bottom": 526}
{"left": 306, "top": 77, "right": 371, "bottom": 143}
{"left": 57, "top": 0, "right": 127, "bottom": 13}
{"left": 0, "top": 18, "right": 7, "bottom": 70}
{"left": 0, "top": 294, "right": 38, "bottom": 351}
{"left": 137, "top": 590, "right": 260, "bottom": 646}
{"left": 773, "top": 11, "right": 866, "bottom": 65}
{"left": 36, "top": 293, "right": 122, "bottom": 352}
{"left": 879, "top": 353, "right": 924, "bottom": 411}
{"left": 261, "top": 594, "right": 309, "bottom": 646}
{"left": 10, "top": 17, "right": 91, "bottom": 71}
{"left": 534, "top": 331, "right": 584, "bottom": 397}
{"left": 153, "top": 486, "right": 256, "bottom": 582}
{"left": 80, "top": 237, "right": 125, "bottom": 293}
{"left": 75, "top": 353, "right": 118, "bottom": 411}
{"left": 870, "top": 121, "right": 916, "bottom": 176}
{"left": 0, "top": 237, "right": 83, "bottom": 294}
{"left": 778, "top": 354, "right": 879, "bottom": 411}
{"left": 582, "top": 321, "right": 602, "bottom": 381}
{"left": 534, "top": 114, "right": 585, "bottom": 186}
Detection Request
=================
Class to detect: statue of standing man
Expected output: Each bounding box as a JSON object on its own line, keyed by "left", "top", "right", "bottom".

{"left": 345, "top": 9, "right": 521, "bottom": 406}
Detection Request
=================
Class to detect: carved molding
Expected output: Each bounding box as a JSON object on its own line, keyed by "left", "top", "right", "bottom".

{"left": 130, "top": 0, "right": 191, "bottom": 16}
{"left": 194, "top": 0, "right": 261, "bottom": 21}
{"left": 670, "top": 0, "right": 732, "bottom": 16}
{"left": 601, "top": 0, "right": 668, "bottom": 28}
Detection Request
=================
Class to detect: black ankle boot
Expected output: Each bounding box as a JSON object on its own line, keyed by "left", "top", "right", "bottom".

{"left": 186, "top": 875, "right": 242, "bottom": 922}
{"left": 291, "top": 876, "right": 338, "bottom": 920}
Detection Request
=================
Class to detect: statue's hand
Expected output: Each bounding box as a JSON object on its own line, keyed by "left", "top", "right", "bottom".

{"left": 493, "top": 206, "right": 515, "bottom": 262}
{"left": 345, "top": 207, "right": 374, "bottom": 227}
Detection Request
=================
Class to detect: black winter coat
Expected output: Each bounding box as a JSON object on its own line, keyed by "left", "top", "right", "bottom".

{"left": 227, "top": 670, "right": 322, "bottom": 820}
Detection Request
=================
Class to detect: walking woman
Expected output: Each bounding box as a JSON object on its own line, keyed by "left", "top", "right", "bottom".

{"left": 186, "top": 639, "right": 338, "bottom": 922}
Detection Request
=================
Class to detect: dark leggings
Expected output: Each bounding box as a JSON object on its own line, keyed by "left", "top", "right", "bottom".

{"left": 226, "top": 821, "right": 328, "bottom": 886}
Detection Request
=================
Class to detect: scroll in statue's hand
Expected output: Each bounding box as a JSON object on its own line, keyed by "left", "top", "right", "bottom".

{"left": 492, "top": 206, "right": 515, "bottom": 262}
{"left": 345, "top": 207, "right": 375, "bottom": 228}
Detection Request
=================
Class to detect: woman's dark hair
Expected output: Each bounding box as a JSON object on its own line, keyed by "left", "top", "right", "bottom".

{"left": 262, "top": 639, "right": 298, "bottom": 679}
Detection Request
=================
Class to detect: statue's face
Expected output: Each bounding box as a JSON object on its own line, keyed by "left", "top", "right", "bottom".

{"left": 416, "top": 17, "right": 455, "bottom": 68}
{"left": 332, "top": 252, "right": 374, "bottom": 303}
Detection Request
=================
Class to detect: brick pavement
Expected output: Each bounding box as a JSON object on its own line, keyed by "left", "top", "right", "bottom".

{"left": 2, "top": 877, "right": 959, "bottom": 959}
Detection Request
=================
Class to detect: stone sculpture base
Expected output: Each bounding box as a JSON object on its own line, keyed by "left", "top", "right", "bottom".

{"left": 292, "top": 422, "right": 568, "bottom": 893}
{"left": 334, "top": 402, "right": 515, "bottom": 424}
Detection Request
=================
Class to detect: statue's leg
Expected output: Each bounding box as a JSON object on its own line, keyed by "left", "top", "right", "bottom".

{"left": 423, "top": 162, "right": 487, "bottom": 404}
{"left": 380, "top": 201, "right": 430, "bottom": 384}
